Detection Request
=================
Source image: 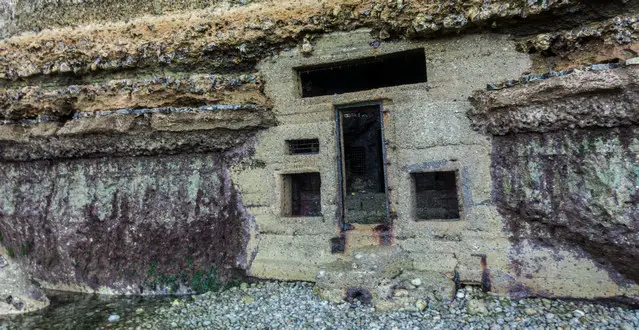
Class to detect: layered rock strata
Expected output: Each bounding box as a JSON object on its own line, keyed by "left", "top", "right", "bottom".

{"left": 1, "top": 0, "right": 637, "bottom": 80}
{"left": 469, "top": 64, "right": 639, "bottom": 135}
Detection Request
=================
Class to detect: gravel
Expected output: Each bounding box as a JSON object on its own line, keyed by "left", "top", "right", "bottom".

{"left": 136, "top": 281, "right": 639, "bottom": 330}
{"left": 4, "top": 281, "right": 639, "bottom": 329}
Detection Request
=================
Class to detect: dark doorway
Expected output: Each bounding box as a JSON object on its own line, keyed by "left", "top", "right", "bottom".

{"left": 336, "top": 103, "right": 389, "bottom": 225}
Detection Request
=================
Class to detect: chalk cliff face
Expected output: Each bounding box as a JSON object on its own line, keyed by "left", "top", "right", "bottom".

{"left": 1, "top": 0, "right": 639, "bottom": 312}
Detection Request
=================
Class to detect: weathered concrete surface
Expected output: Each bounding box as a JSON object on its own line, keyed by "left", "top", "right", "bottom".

{"left": 238, "top": 31, "right": 531, "bottom": 288}
{"left": 316, "top": 246, "right": 455, "bottom": 311}
{"left": 0, "top": 149, "right": 258, "bottom": 294}
{"left": 239, "top": 28, "right": 639, "bottom": 303}
{"left": 0, "top": 0, "right": 636, "bottom": 80}
{"left": 469, "top": 65, "right": 639, "bottom": 135}
{"left": 0, "top": 251, "right": 49, "bottom": 315}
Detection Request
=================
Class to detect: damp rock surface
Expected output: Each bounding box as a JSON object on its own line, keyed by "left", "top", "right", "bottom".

{"left": 0, "top": 151, "right": 257, "bottom": 294}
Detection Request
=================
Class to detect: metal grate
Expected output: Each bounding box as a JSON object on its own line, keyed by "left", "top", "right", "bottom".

{"left": 346, "top": 146, "right": 366, "bottom": 175}
{"left": 287, "top": 139, "right": 320, "bottom": 155}
{"left": 414, "top": 171, "right": 457, "bottom": 190}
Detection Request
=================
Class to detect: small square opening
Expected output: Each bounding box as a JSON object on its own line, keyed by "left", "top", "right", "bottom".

{"left": 281, "top": 173, "right": 321, "bottom": 217}
{"left": 413, "top": 171, "right": 461, "bottom": 220}
{"left": 286, "top": 139, "right": 320, "bottom": 155}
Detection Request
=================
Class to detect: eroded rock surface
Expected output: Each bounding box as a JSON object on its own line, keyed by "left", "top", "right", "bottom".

{"left": 517, "top": 14, "right": 639, "bottom": 72}
{"left": 0, "top": 149, "right": 259, "bottom": 294}
{"left": 493, "top": 127, "right": 639, "bottom": 283}
{"left": 469, "top": 64, "right": 639, "bottom": 286}
{"left": 0, "top": 0, "right": 636, "bottom": 80}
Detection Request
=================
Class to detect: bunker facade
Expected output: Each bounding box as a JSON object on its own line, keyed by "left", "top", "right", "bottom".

{"left": 0, "top": 0, "right": 638, "bottom": 314}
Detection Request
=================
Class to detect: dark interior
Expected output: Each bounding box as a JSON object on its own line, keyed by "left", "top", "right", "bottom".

{"left": 340, "top": 105, "right": 387, "bottom": 224}
{"left": 298, "top": 49, "right": 427, "bottom": 98}
{"left": 414, "top": 171, "right": 460, "bottom": 220}
{"left": 290, "top": 173, "right": 321, "bottom": 216}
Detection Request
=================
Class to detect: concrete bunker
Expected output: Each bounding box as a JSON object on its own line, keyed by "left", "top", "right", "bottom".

{"left": 2, "top": 0, "right": 639, "bottom": 315}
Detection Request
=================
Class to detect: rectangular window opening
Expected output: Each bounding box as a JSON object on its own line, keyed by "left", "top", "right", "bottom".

{"left": 413, "top": 171, "right": 461, "bottom": 220}
{"left": 287, "top": 139, "right": 320, "bottom": 155}
{"left": 281, "top": 173, "right": 321, "bottom": 217}
{"left": 297, "top": 48, "right": 427, "bottom": 98}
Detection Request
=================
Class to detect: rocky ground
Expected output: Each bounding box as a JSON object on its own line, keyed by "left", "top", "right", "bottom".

{"left": 0, "top": 254, "right": 48, "bottom": 316}
{"left": 4, "top": 281, "right": 639, "bottom": 329}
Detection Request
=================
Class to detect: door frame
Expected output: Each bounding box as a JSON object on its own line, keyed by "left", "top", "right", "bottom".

{"left": 334, "top": 101, "right": 391, "bottom": 228}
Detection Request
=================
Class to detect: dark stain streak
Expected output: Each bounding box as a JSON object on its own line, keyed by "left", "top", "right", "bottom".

{"left": 373, "top": 224, "right": 393, "bottom": 246}
{"left": 471, "top": 253, "right": 492, "bottom": 293}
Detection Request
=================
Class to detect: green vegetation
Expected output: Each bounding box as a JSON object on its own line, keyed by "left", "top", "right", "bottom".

{"left": 19, "top": 241, "right": 33, "bottom": 257}
{"left": 190, "top": 267, "right": 220, "bottom": 294}
{"left": 142, "top": 260, "right": 240, "bottom": 294}
{"left": 7, "top": 247, "right": 15, "bottom": 258}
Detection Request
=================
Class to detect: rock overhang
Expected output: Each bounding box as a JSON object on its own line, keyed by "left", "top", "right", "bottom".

{"left": 468, "top": 63, "right": 639, "bottom": 135}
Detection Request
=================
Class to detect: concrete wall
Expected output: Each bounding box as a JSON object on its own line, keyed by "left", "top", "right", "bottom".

{"left": 230, "top": 29, "right": 639, "bottom": 300}
{"left": 239, "top": 30, "right": 525, "bottom": 286}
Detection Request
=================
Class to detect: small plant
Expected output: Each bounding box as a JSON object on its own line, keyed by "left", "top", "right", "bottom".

{"left": 159, "top": 273, "right": 179, "bottom": 293}
{"left": 224, "top": 278, "right": 242, "bottom": 290}
{"left": 141, "top": 261, "right": 225, "bottom": 294}
{"left": 19, "top": 241, "right": 33, "bottom": 257}
{"left": 191, "top": 266, "right": 220, "bottom": 294}
{"left": 147, "top": 262, "right": 159, "bottom": 277}
{"left": 7, "top": 247, "right": 15, "bottom": 258}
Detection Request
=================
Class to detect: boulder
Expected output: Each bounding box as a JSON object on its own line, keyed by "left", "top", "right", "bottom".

{"left": 0, "top": 250, "right": 48, "bottom": 315}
